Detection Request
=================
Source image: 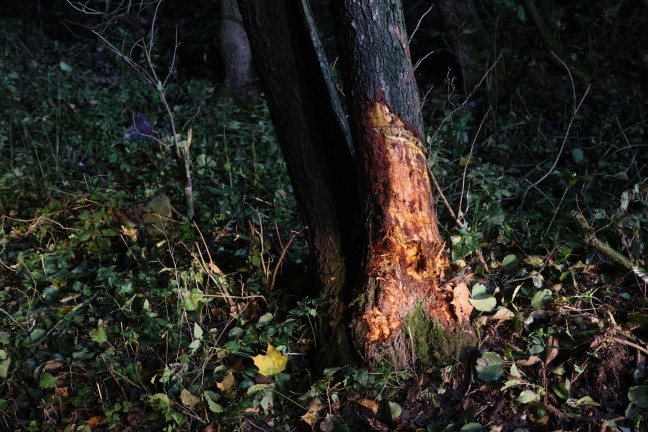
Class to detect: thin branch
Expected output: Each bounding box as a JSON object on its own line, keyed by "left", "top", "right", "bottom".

{"left": 520, "top": 55, "right": 590, "bottom": 209}
{"left": 408, "top": 4, "right": 434, "bottom": 45}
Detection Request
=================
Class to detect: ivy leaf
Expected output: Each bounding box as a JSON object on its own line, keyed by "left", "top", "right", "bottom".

{"left": 531, "top": 289, "right": 553, "bottom": 310}
{"left": 203, "top": 391, "right": 224, "bottom": 413}
{"left": 629, "top": 385, "right": 648, "bottom": 408}
{"left": 460, "top": 423, "right": 484, "bottom": 432}
{"left": 39, "top": 372, "right": 57, "bottom": 389}
{"left": 180, "top": 388, "right": 200, "bottom": 408}
{"left": 193, "top": 323, "right": 203, "bottom": 340}
{"left": 469, "top": 283, "right": 497, "bottom": 312}
{"left": 90, "top": 326, "right": 107, "bottom": 344}
{"left": 252, "top": 344, "right": 288, "bottom": 377}
{"left": 518, "top": 390, "right": 540, "bottom": 404}
{"left": 475, "top": 352, "right": 504, "bottom": 382}
{"left": 502, "top": 254, "right": 518, "bottom": 268}
{"left": 147, "top": 393, "right": 171, "bottom": 411}
{"left": 0, "top": 350, "right": 11, "bottom": 380}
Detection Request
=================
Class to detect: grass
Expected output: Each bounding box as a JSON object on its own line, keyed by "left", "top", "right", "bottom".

{"left": 1, "top": 7, "right": 648, "bottom": 432}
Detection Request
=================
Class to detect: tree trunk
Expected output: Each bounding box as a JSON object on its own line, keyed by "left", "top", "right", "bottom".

{"left": 332, "top": 0, "right": 474, "bottom": 368}
{"left": 239, "top": 0, "right": 475, "bottom": 370}
{"left": 237, "top": 0, "right": 362, "bottom": 366}
{"left": 436, "top": 0, "right": 506, "bottom": 104}
{"left": 220, "top": 0, "right": 257, "bottom": 102}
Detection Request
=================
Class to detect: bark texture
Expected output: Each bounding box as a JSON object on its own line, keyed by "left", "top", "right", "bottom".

{"left": 332, "top": 0, "right": 474, "bottom": 367}
{"left": 436, "top": 0, "right": 505, "bottom": 102}
{"left": 237, "top": 0, "right": 361, "bottom": 366}
{"left": 220, "top": 0, "right": 257, "bottom": 102}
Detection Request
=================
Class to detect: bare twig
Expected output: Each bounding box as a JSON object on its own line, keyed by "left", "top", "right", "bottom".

{"left": 520, "top": 55, "right": 591, "bottom": 209}
{"left": 408, "top": 4, "right": 434, "bottom": 45}
{"left": 270, "top": 229, "right": 304, "bottom": 290}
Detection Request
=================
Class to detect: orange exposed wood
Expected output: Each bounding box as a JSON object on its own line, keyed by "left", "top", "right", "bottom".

{"left": 359, "top": 102, "right": 449, "bottom": 347}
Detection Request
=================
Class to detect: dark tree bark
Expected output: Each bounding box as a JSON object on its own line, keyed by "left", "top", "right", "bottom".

{"left": 237, "top": 0, "right": 361, "bottom": 366}
{"left": 220, "top": 0, "right": 258, "bottom": 102}
{"left": 239, "top": 0, "right": 475, "bottom": 369}
{"left": 436, "top": 0, "right": 506, "bottom": 103}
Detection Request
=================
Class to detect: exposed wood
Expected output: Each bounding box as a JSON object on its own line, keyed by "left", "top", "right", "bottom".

{"left": 332, "top": 0, "right": 474, "bottom": 367}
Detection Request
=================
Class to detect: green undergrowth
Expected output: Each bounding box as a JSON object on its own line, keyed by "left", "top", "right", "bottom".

{"left": 1, "top": 7, "right": 648, "bottom": 432}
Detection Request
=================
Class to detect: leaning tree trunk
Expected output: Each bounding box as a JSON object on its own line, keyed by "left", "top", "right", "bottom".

{"left": 239, "top": 0, "right": 475, "bottom": 369}
{"left": 332, "top": 0, "right": 475, "bottom": 367}
{"left": 237, "top": 0, "right": 362, "bottom": 366}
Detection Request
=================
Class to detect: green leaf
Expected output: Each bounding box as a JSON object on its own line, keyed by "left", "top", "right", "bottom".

{"left": 193, "top": 323, "right": 203, "bottom": 340}
{"left": 628, "top": 386, "right": 648, "bottom": 408}
{"left": 29, "top": 328, "right": 46, "bottom": 344}
{"left": 501, "top": 379, "right": 522, "bottom": 391}
{"left": 39, "top": 372, "right": 57, "bottom": 389}
{"left": 0, "top": 350, "right": 11, "bottom": 380}
{"left": 90, "top": 326, "right": 108, "bottom": 344}
{"left": 572, "top": 147, "right": 584, "bottom": 164}
{"left": 476, "top": 352, "right": 504, "bottom": 382}
{"left": 183, "top": 289, "right": 204, "bottom": 311}
{"left": 502, "top": 254, "right": 518, "bottom": 268}
{"left": 518, "top": 390, "right": 540, "bottom": 404}
{"left": 387, "top": 401, "right": 402, "bottom": 420}
{"left": 470, "top": 283, "right": 497, "bottom": 312}
{"left": 531, "top": 289, "right": 553, "bottom": 310}
{"left": 247, "top": 384, "right": 270, "bottom": 395}
{"left": 59, "top": 61, "right": 72, "bottom": 72}
{"left": 516, "top": 5, "right": 526, "bottom": 21}
{"left": 257, "top": 313, "right": 273, "bottom": 326}
{"left": 204, "top": 391, "right": 224, "bottom": 413}
{"left": 470, "top": 297, "right": 497, "bottom": 312}
{"left": 553, "top": 379, "right": 570, "bottom": 400}
{"left": 228, "top": 327, "right": 244, "bottom": 337}
{"left": 147, "top": 393, "right": 171, "bottom": 411}
{"left": 188, "top": 339, "right": 201, "bottom": 352}
{"left": 460, "top": 423, "right": 484, "bottom": 432}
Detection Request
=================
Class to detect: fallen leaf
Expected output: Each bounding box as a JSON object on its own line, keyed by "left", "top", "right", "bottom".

{"left": 300, "top": 398, "right": 323, "bottom": 426}
{"left": 354, "top": 398, "right": 379, "bottom": 414}
{"left": 517, "top": 355, "right": 542, "bottom": 366}
{"left": 181, "top": 388, "right": 200, "bottom": 408}
{"left": 216, "top": 371, "right": 236, "bottom": 393}
{"left": 86, "top": 416, "right": 106, "bottom": 425}
{"left": 252, "top": 344, "right": 288, "bottom": 377}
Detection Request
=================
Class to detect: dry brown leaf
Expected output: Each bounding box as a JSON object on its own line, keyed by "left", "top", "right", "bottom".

{"left": 86, "top": 416, "right": 106, "bottom": 425}
{"left": 354, "top": 398, "right": 379, "bottom": 414}
{"left": 517, "top": 355, "right": 542, "bottom": 366}
{"left": 451, "top": 281, "right": 473, "bottom": 322}
{"left": 543, "top": 335, "right": 560, "bottom": 366}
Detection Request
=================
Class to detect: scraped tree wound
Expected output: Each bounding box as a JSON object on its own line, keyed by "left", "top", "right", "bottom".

{"left": 240, "top": 0, "right": 475, "bottom": 370}
{"left": 333, "top": 0, "right": 474, "bottom": 366}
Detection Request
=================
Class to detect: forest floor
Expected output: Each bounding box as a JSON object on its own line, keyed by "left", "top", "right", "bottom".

{"left": 1, "top": 7, "right": 648, "bottom": 432}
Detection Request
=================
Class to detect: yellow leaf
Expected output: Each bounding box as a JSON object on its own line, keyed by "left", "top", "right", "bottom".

{"left": 216, "top": 371, "right": 236, "bottom": 393}
{"left": 301, "top": 398, "right": 323, "bottom": 426}
{"left": 252, "top": 344, "right": 288, "bottom": 377}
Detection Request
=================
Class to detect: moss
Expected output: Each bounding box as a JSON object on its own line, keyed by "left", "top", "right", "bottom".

{"left": 403, "top": 303, "right": 469, "bottom": 366}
